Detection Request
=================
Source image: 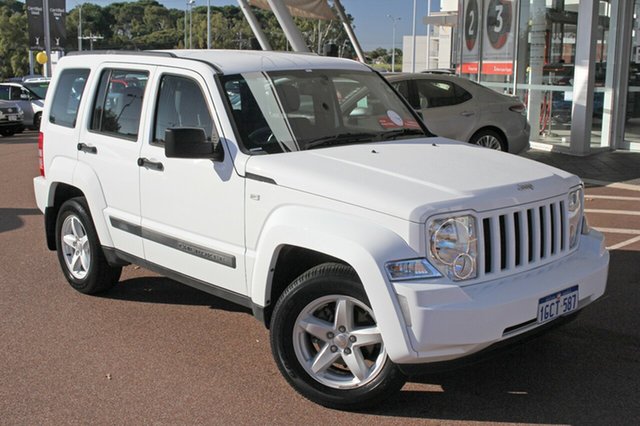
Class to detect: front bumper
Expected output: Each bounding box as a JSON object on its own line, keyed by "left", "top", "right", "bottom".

{"left": 390, "top": 228, "right": 608, "bottom": 365}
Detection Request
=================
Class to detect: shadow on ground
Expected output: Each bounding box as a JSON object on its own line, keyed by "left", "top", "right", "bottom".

{"left": 522, "top": 150, "right": 640, "bottom": 184}
{"left": 0, "top": 207, "right": 41, "bottom": 233}
{"left": 370, "top": 249, "right": 640, "bottom": 424}
{"left": 101, "top": 275, "right": 252, "bottom": 314}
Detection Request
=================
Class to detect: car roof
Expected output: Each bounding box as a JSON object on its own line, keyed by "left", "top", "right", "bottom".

{"left": 384, "top": 72, "right": 466, "bottom": 83}
{"left": 65, "top": 50, "right": 371, "bottom": 75}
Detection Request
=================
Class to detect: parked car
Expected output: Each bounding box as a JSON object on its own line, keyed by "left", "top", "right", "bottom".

{"left": 0, "top": 82, "right": 46, "bottom": 129}
{"left": 0, "top": 99, "right": 24, "bottom": 136}
{"left": 34, "top": 50, "right": 607, "bottom": 410}
{"left": 386, "top": 73, "right": 530, "bottom": 153}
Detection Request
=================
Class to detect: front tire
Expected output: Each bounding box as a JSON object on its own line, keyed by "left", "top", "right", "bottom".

{"left": 55, "top": 197, "right": 121, "bottom": 294}
{"left": 270, "top": 263, "right": 406, "bottom": 410}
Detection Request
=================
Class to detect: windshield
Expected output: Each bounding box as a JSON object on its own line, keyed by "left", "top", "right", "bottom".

{"left": 221, "top": 69, "right": 429, "bottom": 154}
{"left": 23, "top": 82, "right": 49, "bottom": 99}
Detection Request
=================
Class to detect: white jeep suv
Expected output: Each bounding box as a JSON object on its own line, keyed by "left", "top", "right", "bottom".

{"left": 33, "top": 50, "right": 609, "bottom": 410}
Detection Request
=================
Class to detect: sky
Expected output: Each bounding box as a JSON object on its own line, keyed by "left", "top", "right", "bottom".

{"left": 67, "top": 0, "right": 440, "bottom": 51}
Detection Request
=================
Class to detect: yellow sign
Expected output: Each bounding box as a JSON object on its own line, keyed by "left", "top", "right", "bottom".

{"left": 36, "top": 51, "right": 48, "bottom": 65}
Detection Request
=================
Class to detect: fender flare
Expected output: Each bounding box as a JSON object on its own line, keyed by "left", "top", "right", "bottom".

{"left": 249, "top": 206, "right": 419, "bottom": 361}
{"left": 71, "top": 160, "right": 114, "bottom": 247}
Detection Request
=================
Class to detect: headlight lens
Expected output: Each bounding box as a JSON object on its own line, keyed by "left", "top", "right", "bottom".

{"left": 428, "top": 215, "right": 478, "bottom": 281}
{"left": 385, "top": 259, "right": 442, "bottom": 281}
{"left": 568, "top": 187, "right": 583, "bottom": 248}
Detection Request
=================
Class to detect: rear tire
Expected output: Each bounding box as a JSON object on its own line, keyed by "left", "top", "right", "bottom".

{"left": 470, "top": 128, "right": 507, "bottom": 151}
{"left": 0, "top": 129, "right": 15, "bottom": 137}
{"left": 270, "top": 262, "right": 406, "bottom": 410}
{"left": 55, "top": 197, "right": 121, "bottom": 294}
{"left": 34, "top": 112, "right": 42, "bottom": 130}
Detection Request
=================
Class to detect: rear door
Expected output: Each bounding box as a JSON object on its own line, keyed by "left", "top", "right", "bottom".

{"left": 77, "top": 64, "right": 154, "bottom": 259}
{"left": 415, "top": 78, "right": 478, "bottom": 141}
{"left": 138, "top": 68, "right": 247, "bottom": 297}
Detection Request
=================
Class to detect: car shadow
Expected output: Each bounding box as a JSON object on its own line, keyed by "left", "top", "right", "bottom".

{"left": 368, "top": 249, "right": 639, "bottom": 424}
{"left": 0, "top": 207, "right": 41, "bottom": 234}
{"left": 101, "top": 275, "right": 252, "bottom": 315}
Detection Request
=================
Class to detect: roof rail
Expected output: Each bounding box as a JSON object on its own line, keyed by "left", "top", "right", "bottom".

{"left": 66, "top": 50, "right": 177, "bottom": 58}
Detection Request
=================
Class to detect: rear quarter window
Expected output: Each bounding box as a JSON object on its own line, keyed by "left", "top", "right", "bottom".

{"left": 49, "top": 69, "right": 90, "bottom": 128}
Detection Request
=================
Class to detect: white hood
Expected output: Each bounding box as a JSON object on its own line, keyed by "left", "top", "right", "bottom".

{"left": 245, "top": 138, "right": 580, "bottom": 222}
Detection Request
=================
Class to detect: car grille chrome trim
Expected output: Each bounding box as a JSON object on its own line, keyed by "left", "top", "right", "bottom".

{"left": 476, "top": 196, "right": 571, "bottom": 280}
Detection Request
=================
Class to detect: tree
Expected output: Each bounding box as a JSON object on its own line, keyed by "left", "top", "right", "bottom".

{"left": 0, "top": 2, "right": 28, "bottom": 78}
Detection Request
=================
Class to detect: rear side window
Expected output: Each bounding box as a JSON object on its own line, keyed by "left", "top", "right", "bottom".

{"left": 416, "top": 79, "right": 472, "bottom": 108}
{"left": 0, "top": 85, "right": 9, "bottom": 100}
{"left": 90, "top": 69, "right": 149, "bottom": 140}
{"left": 49, "top": 69, "right": 90, "bottom": 128}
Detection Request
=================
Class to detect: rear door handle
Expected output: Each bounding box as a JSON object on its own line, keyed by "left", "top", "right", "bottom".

{"left": 460, "top": 111, "right": 475, "bottom": 117}
{"left": 77, "top": 143, "right": 97, "bottom": 154}
{"left": 137, "top": 157, "right": 164, "bottom": 171}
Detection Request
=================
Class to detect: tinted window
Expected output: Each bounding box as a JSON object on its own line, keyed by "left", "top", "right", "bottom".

{"left": 90, "top": 69, "right": 149, "bottom": 140}
{"left": 391, "top": 80, "right": 411, "bottom": 104}
{"left": 9, "top": 87, "right": 22, "bottom": 101}
{"left": 0, "top": 85, "right": 10, "bottom": 100}
{"left": 153, "top": 75, "right": 214, "bottom": 143}
{"left": 49, "top": 69, "right": 90, "bottom": 128}
{"left": 23, "top": 82, "right": 49, "bottom": 99}
{"left": 417, "top": 79, "right": 471, "bottom": 108}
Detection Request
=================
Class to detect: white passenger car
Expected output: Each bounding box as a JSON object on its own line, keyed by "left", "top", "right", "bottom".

{"left": 33, "top": 50, "right": 608, "bottom": 410}
{"left": 386, "top": 72, "right": 530, "bottom": 153}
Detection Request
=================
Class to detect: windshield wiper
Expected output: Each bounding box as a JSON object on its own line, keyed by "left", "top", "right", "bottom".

{"left": 380, "top": 128, "right": 426, "bottom": 140}
{"left": 304, "top": 132, "right": 379, "bottom": 150}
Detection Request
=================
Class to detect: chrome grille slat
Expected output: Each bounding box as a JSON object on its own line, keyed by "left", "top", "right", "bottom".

{"left": 543, "top": 204, "right": 552, "bottom": 258}
{"left": 479, "top": 196, "right": 570, "bottom": 279}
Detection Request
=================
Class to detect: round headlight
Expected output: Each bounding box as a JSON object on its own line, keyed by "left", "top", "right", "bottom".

{"left": 430, "top": 218, "right": 477, "bottom": 280}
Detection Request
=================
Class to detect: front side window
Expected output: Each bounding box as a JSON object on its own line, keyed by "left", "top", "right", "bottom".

{"left": 221, "top": 70, "right": 428, "bottom": 154}
{"left": 90, "top": 69, "right": 149, "bottom": 140}
{"left": 49, "top": 69, "right": 90, "bottom": 128}
{"left": 9, "top": 87, "right": 22, "bottom": 101}
{"left": 153, "top": 75, "right": 214, "bottom": 143}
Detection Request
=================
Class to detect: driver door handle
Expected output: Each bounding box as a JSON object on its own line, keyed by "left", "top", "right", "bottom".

{"left": 137, "top": 157, "right": 164, "bottom": 171}
{"left": 460, "top": 111, "right": 475, "bottom": 117}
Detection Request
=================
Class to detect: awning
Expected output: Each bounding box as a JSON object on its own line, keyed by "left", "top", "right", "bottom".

{"left": 249, "top": 0, "right": 335, "bottom": 20}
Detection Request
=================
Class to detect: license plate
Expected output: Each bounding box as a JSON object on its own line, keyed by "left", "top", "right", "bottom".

{"left": 537, "top": 285, "right": 579, "bottom": 324}
{"left": 8, "top": 115, "right": 17, "bottom": 121}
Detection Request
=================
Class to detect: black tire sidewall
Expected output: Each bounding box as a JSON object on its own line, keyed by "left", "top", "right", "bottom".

{"left": 270, "top": 263, "right": 405, "bottom": 410}
{"left": 55, "top": 197, "right": 118, "bottom": 294}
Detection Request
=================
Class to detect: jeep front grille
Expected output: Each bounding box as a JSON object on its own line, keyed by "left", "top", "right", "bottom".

{"left": 476, "top": 196, "right": 570, "bottom": 279}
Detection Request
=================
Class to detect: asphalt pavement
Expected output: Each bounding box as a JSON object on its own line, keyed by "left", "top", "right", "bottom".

{"left": 1, "top": 132, "right": 638, "bottom": 425}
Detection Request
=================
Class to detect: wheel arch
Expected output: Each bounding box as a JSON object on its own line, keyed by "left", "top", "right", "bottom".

{"left": 249, "top": 206, "right": 418, "bottom": 361}
{"left": 44, "top": 159, "right": 114, "bottom": 250}
{"left": 469, "top": 126, "right": 508, "bottom": 151}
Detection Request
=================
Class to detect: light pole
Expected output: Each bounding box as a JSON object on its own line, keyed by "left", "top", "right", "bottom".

{"left": 207, "top": 0, "right": 211, "bottom": 49}
{"left": 387, "top": 15, "right": 400, "bottom": 72}
{"left": 77, "top": 3, "right": 83, "bottom": 51}
{"left": 188, "top": 0, "right": 195, "bottom": 49}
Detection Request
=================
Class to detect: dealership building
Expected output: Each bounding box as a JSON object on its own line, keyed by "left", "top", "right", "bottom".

{"left": 407, "top": 0, "right": 640, "bottom": 155}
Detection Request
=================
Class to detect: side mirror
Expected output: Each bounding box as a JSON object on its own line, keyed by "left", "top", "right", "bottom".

{"left": 165, "top": 128, "right": 224, "bottom": 162}
{"left": 20, "top": 93, "right": 29, "bottom": 100}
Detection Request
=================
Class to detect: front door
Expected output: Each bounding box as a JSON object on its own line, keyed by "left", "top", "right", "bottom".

{"left": 138, "top": 69, "right": 246, "bottom": 296}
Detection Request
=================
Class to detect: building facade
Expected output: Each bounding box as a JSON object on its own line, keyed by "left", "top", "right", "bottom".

{"left": 411, "top": 0, "right": 640, "bottom": 155}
